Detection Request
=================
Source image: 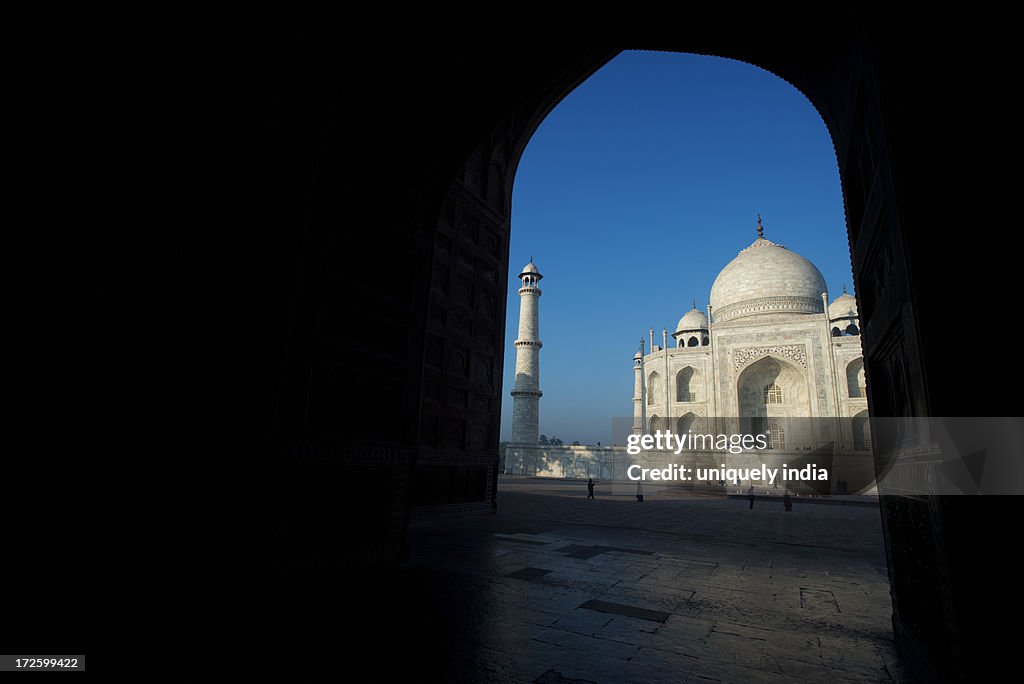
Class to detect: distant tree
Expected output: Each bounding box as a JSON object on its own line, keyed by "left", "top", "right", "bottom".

{"left": 550, "top": 436, "right": 563, "bottom": 446}
{"left": 539, "top": 434, "right": 549, "bottom": 445}
{"left": 572, "top": 440, "right": 581, "bottom": 446}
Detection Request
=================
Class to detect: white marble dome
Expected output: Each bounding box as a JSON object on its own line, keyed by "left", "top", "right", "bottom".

{"left": 709, "top": 234, "right": 827, "bottom": 323}
{"left": 518, "top": 260, "right": 542, "bottom": 277}
{"left": 828, "top": 292, "right": 858, "bottom": 320}
{"left": 675, "top": 307, "right": 708, "bottom": 332}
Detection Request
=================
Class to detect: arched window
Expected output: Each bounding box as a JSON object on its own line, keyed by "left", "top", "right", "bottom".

{"left": 846, "top": 323, "right": 860, "bottom": 336}
{"left": 852, "top": 410, "right": 871, "bottom": 451}
{"left": 676, "top": 367, "right": 695, "bottom": 402}
{"left": 764, "top": 383, "right": 783, "bottom": 404}
{"left": 846, "top": 358, "right": 865, "bottom": 398}
{"left": 649, "top": 415, "right": 661, "bottom": 433}
{"left": 702, "top": 335, "right": 710, "bottom": 346}
{"left": 688, "top": 336, "right": 699, "bottom": 347}
{"left": 831, "top": 326, "right": 841, "bottom": 336}
{"left": 739, "top": 357, "right": 809, "bottom": 418}
{"left": 647, "top": 372, "right": 661, "bottom": 405}
{"left": 676, "top": 413, "right": 698, "bottom": 435}
{"left": 767, "top": 420, "right": 785, "bottom": 449}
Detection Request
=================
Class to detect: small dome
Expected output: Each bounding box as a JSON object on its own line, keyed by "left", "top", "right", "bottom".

{"left": 676, "top": 307, "right": 708, "bottom": 332}
{"left": 518, "top": 259, "right": 543, "bottom": 280}
{"left": 634, "top": 351, "right": 643, "bottom": 359}
{"left": 710, "top": 232, "right": 826, "bottom": 323}
{"left": 828, "top": 293, "right": 858, "bottom": 321}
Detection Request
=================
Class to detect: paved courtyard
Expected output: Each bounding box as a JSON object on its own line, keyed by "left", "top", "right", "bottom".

{"left": 393, "top": 476, "right": 905, "bottom": 683}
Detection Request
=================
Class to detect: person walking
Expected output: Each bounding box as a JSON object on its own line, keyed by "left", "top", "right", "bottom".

{"left": 636, "top": 481, "right": 644, "bottom": 502}
{"left": 783, "top": 491, "right": 793, "bottom": 512}
{"left": 748, "top": 485, "right": 756, "bottom": 510}
{"left": 587, "top": 478, "right": 595, "bottom": 499}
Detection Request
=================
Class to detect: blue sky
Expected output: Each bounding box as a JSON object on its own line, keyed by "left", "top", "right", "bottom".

{"left": 500, "top": 50, "right": 851, "bottom": 446}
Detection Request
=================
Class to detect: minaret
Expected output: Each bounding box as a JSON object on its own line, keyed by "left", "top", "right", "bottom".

{"left": 511, "top": 258, "right": 543, "bottom": 444}
{"left": 662, "top": 327, "right": 670, "bottom": 424}
{"left": 633, "top": 345, "right": 644, "bottom": 435}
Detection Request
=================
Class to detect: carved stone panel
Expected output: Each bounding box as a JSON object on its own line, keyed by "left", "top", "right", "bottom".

{"left": 733, "top": 344, "right": 808, "bottom": 371}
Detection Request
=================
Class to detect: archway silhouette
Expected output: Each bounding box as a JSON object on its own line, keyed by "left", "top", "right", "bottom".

{"left": 248, "top": 37, "right": 1009, "bottom": 680}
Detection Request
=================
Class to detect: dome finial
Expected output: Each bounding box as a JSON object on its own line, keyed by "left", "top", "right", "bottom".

{"left": 842, "top": 283, "right": 847, "bottom": 294}
{"left": 692, "top": 299, "right": 696, "bottom": 309}
{"left": 756, "top": 213, "right": 764, "bottom": 239}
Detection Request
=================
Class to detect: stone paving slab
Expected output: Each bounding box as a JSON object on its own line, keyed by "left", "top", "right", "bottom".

{"left": 395, "top": 477, "right": 906, "bottom": 682}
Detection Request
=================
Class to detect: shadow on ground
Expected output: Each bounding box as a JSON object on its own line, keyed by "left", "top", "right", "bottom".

{"left": 268, "top": 477, "right": 905, "bottom": 683}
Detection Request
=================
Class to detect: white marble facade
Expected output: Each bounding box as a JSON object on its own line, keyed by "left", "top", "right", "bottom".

{"left": 633, "top": 218, "right": 869, "bottom": 452}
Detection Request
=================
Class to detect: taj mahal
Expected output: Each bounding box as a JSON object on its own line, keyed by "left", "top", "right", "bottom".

{"left": 631, "top": 215, "right": 868, "bottom": 446}
{"left": 501, "top": 217, "right": 873, "bottom": 493}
